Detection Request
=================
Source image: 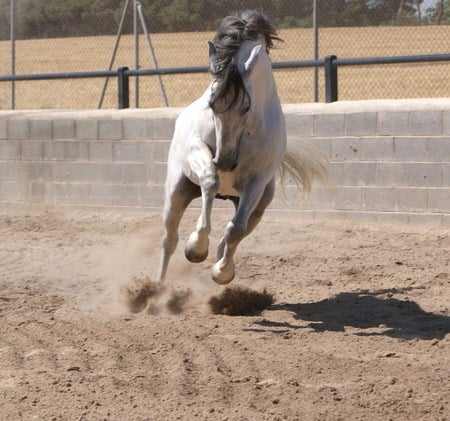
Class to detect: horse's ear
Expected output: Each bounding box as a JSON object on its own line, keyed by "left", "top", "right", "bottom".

{"left": 208, "top": 41, "right": 218, "bottom": 73}
{"left": 208, "top": 41, "right": 217, "bottom": 60}
{"left": 242, "top": 45, "right": 263, "bottom": 77}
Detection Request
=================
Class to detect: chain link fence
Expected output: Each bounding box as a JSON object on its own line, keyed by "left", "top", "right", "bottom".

{"left": 0, "top": 0, "right": 449, "bottom": 109}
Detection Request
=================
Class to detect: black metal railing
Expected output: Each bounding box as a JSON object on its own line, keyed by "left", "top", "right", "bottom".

{"left": 1, "top": 53, "right": 449, "bottom": 109}
{"left": 323, "top": 53, "right": 450, "bottom": 103}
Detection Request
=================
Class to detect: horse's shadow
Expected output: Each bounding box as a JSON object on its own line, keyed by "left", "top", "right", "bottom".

{"left": 251, "top": 287, "right": 450, "bottom": 341}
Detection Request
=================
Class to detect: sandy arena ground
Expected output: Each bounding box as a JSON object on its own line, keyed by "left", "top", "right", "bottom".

{"left": 0, "top": 209, "right": 449, "bottom": 420}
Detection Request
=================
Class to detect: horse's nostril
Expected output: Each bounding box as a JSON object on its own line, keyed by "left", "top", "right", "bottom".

{"left": 213, "top": 157, "right": 238, "bottom": 172}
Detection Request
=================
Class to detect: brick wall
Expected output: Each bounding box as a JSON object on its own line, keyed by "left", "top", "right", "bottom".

{"left": 0, "top": 99, "right": 449, "bottom": 227}
{"left": 281, "top": 99, "right": 450, "bottom": 227}
{"left": 0, "top": 109, "right": 176, "bottom": 211}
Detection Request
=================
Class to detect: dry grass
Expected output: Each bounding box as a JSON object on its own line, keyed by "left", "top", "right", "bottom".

{"left": 0, "top": 25, "right": 449, "bottom": 109}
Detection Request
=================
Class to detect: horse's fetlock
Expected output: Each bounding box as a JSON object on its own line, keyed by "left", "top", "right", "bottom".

{"left": 198, "top": 226, "right": 211, "bottom": 236}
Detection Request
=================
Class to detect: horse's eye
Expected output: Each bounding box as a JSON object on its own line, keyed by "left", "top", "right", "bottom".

{"left": 240, "top": 105, "right": 250, "bottom": 115}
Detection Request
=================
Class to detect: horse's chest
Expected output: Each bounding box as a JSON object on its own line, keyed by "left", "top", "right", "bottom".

{"left": 217, "top": 171, "right": 240, "bottom": 196}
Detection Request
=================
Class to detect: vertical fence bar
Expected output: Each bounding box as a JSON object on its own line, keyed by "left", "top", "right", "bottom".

{"left": 10, "top": 0, "right": 15, "bottom": 109}
{"left": 133, "top": 0, "right": 139, "bottom": 108}
{"left": 98, "top": 0, "right": 130, "bottom": 109}
{"left": 118, "top": 67, "right": 130, "bottom": 109}
{"left": 324, "top": 55, "right": 338, "bottom": 103}
{"left": 137, "top": 2, "right": 169, "bottom": 106}
{"left": 312, "top": 0, "right": 319, "bottom": 102}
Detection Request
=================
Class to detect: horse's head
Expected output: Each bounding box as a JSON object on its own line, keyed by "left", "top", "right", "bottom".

{"left": 207, "top": 11, "right": 281, "bottom": 172}
{"left": 208, "top": 41, "right": 263, "bottom": 172}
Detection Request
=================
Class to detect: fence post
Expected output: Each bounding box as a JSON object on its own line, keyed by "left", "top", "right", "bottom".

{"left": 10, "top": 0, "right": 16, "bottom": 109}
{"left": 324, "top": 55, "right": 338, "bottom": 103}
{"left": 312, "top": 0, "right": 319, "bottom": 102}
{"left": 118, "top": 66, "right": 130, "bottom": 109}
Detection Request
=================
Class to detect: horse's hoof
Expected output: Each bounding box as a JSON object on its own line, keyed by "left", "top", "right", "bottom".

{"left": 211, "top": 264, "right": 235, "bottom": 285}
{"left": 185, "top": 247, "right": 208, "bottom": 263}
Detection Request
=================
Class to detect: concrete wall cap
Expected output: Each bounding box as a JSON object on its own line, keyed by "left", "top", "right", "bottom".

{"left": 282, "top": 98, "right": 450, "bottom": 115}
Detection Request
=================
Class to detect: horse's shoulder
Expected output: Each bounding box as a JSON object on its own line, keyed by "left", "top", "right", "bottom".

{"left": 178, "top": 93, "right": 210, "bottom": 121}
{"left": 175, "top": 96, "right": 214, "bottom": 138}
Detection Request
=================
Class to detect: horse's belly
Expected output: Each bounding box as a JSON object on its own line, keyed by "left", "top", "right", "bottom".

{"left": 218, "top": 171, "right": 239, "bottom": 196}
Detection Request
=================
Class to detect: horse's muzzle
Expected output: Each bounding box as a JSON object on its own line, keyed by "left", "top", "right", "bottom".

{"left": 212, "top": 157, "right": 239, "bottom": 172}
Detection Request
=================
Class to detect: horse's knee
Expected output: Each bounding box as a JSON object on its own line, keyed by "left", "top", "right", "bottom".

{"left": 162, "top": 232, "right": 178, "bottom": 255}
{"left": 224, "top": 221, "right": 246, "bottom": 244}
{"left": 252, "top": 208, "right": 265, "bottom": 222}
{"left": 257, "top": 183, "right": 275, "bottom": 213}
{"left": 201, "top": 175, "right": 220, "bottom": 196}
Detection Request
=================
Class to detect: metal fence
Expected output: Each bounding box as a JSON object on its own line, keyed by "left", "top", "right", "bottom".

{"left": 0, "top": 0, "right": 449, "bottom": 110}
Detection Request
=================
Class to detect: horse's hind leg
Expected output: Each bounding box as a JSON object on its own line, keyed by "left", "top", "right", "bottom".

{"left": 158, "top": 176, "right": 200, "bottom": 282}
{"left": 212, "top": 178, "right": 275, "bottom": 284}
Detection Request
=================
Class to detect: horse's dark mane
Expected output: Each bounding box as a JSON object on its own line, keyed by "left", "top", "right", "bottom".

{"left": 209, "top": 10, "right": 282, "bottom": 114}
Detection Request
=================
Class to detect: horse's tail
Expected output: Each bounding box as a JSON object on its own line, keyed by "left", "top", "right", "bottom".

{"left": 278, "top": 137, "right": 334, "bottom": 198}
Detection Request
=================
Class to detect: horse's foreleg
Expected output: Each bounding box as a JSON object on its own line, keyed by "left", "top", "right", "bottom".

{"left": 185, "top": 140, "right": 219, "bottom": 263}
{"left": 158, "top": 177, "right": 199, "bottom": 282}
{"left": 212, "top": 178, "right": 275, "bottom": 284}
{"left": 185, "top": 183, "right": 217, "bottom": 263}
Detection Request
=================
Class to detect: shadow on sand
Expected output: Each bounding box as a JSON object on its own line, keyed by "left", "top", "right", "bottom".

{"left": 253, "top": 287, "right": 449, "bottom": 341}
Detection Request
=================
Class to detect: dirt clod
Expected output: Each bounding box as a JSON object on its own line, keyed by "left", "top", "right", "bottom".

{"left": 124, "top": 277, "right": 192, "bottom": 315}
{"left": 208, "top": 286, "right": 274, "bottom": 316}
